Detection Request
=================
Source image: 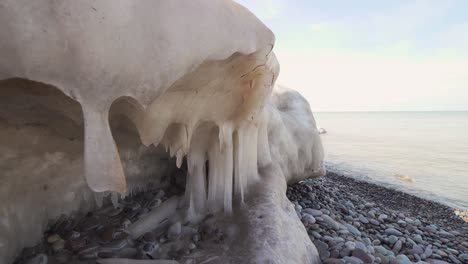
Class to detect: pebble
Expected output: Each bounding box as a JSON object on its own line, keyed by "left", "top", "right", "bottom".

{"left": 352, "top": 248, "right": 373, "bottom": 263}
{"left": 344, "top": 223, "right": 361, "bottom": 237}
{"left": 302, "top": 214, "right": 316, "bottom": 225}
{"left": 369, "top": 219, "right": 380, "bottom": 226}
{"left": 343, "top": 256, "right": 364, "bottom": 264}
{"left": 393, "top": 240, "right": 403, "bottom": 252}
{"left": 321, "top": 214, "right": 342, "bottom": 230}
{"left": 412, "top": 245, "right": 425, "bottom": 255}
{"left": 448, "top": 255, "right": 461, "bottom": 264}
{"left": 304, "top": 208, "right": 323, "bottom": 216}
{"left": 358, "top": 216, "right": 369, "bottom": 224}
{"left": 52, "top": 240, "right": 65, "bottom": 252}
{"left": 47, "top": 234, "right": 61, "bottom": 244}
{"left": 459, "top": 253, "right": 468, "bottom": 260}
{"left": 385, "top": 228, "right": 403, "bottom": 236}
{"left": 168, "top": 221, "right": 182, "bottom": 239}
{"left": 396, "top": 254, "right": 412, "bottom": 264}
{"left": 413, "top": 234, "right": 423, "bottom": 244}
{"left": 388, "top": 235, "right": 398, "bottom": 245}
{"left": 314, "top": 240, "right": 330, "bottom": 260}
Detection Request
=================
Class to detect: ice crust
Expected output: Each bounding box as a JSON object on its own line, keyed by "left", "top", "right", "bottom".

{"left": 0, "top": 0, "right": 324, "bottom": 263}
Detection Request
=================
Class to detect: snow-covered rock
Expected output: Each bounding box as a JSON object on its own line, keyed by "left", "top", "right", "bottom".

{"left": 0, "top": 0, "right": 324, "bottom": 263}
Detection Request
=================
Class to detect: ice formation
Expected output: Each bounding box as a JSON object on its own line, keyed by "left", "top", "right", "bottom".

{"left": 0, "top": 0, "right": 325, "bottom": 263}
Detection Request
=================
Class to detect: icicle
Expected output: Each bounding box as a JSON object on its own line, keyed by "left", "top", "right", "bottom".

{"left": 207, "top": 137, "right": 224, "bottom": 212}
{"left": 233, "top": 121, "right": 259, "bottom": 202}
{"left": 186, "top": 150, "right": 207, "bottom": 218}
{"left": 175, "top": 149, "right": 184, "bottom": 168}
{"left": 111, "top": 192, "right": 119, "bottom": 208}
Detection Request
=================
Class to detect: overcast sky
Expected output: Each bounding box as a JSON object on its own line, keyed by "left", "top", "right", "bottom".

{"left": 235, "top": 0, "right": 468, "bottom": 111}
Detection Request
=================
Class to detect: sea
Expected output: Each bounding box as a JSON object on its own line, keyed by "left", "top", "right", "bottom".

{"left": 314, "top": 111, "right": 468, "bottom": 211}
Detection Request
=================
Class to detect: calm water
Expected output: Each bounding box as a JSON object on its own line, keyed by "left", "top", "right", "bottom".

{"left": 315, "top": 111, "right": 468, "bottom": 210}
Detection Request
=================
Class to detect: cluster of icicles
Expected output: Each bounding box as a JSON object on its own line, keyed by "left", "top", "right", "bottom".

{"left": 172, "top": 119, "right": 265, "bottom": 218}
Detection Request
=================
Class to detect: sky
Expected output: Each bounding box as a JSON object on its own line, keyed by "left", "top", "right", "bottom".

{"left": 235, "top": 0, "right": 468, "bottom": 111}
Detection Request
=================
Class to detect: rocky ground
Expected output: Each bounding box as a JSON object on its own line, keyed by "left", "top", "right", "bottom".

{"left": 287, "top": 172, "right": 468, "bottom": 264}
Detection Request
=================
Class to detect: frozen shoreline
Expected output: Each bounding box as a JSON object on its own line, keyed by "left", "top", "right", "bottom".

{"left": 287, "top": 172, "right": 468, "bottom": 264}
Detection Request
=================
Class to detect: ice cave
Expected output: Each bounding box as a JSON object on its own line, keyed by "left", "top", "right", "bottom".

{"left": 0, "top": 0, "right": 325, "bottom": 263}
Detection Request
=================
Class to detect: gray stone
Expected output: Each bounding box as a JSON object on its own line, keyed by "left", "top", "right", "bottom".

{"left": 302, "top": 214, "right": 316, "bottom": 225}
{"left": 378, "top": 214, "right": 388, "bottom": 221}
{"left": 314, "top": 240, "right": 330, "bottom": 260}
{"left": 345, "top": 223, "right": 361, "bottom": 237}
{"left": 412, "top": 244, "right": 424, "bottom": 255}
{"left": 323, "top": 258, "right": 344, "bottom": 264}
{"left": 385, "top": 228, "right": 403, "bottom": 236}
{"left": 388, "top": 235, "right": 398, "bottom": 245}
{"left": 413, "top": 234, "right": 423, "bottom": 244}
{"left": 363, "top": 238, "right": 372, "bottom": 246}
{"left": 423, "top": 245, "right": 433, "bottom": 259}
{"left": 359, "top": 216, "right": 369, "bottom": 224}
{"left": 355, "top": 242, "right": 367, "bottom": 252}
{"left": 392, "top": 240, "right": 402, "bottom": 253}
{"left": 375, "top": 253, "right": 389, "bottom": 264}
{"left": 437, "top": 231, "right": 454, "bottom": 238}
{"left": 352, "top": 248, "right": 373, "bottom": 263}
{"left": 396, "top": 254, "right": 412, "bottom": 264}
{"left": 425, "top": 259, "right": 449, "bottom": 264}
{"left": 448, "top": 255, "right": 461, "bottom": 264}
{"left": 374, "top": 246, "right": 388, "bottom": 255}
{"left": 345, "top": 241, "right": 356, "bottom": 251}
{"left": 321, "top": 214, "right": 342, "bottom": 230}
{"left": 343, "top": 256, "right": 364, "bottom": 264}
{"left": 312, "top": 231, "right": 322, "bottom": 239}
{"left": 168, "top": 221, "right": 182, "bottom": 239}
{"left": 340, "top": 248, "right": 352, "bottom": 258}
{"left": 435, "top": 250, "right": 447, "bottom": 258}
{"left": 303, "top": 208, "right": 323, "bottom": 216}
{"left": 446, "top": 248, "right": 459, "bottom": 255}
{"left": 459, "top": 254, "right": 468, "bottom": 261}
{"left": 370, "top": 219, "right": 380, "bottom": 226}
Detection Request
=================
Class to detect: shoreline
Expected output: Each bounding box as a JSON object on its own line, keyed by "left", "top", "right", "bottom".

{"left": 287, "top": 172, "right": 467, "bottom": 263}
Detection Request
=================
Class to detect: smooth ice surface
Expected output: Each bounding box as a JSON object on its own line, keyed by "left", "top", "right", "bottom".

{"left": 0, "top": 0, "right": 324, "bottom": 263}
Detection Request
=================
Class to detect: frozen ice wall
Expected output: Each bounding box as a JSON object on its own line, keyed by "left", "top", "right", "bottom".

{"left": 0, "top": 0, "right": 324, "bottom": 263}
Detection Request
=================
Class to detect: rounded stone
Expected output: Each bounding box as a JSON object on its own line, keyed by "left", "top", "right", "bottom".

{"left": 352, "top": 248, "right": 373, "bottom": 263}
{"left": 385, "top": 228, "right": 403, "bottom": 236}
{"left": 345, "top": 223, "right": 361, "bottom": 237}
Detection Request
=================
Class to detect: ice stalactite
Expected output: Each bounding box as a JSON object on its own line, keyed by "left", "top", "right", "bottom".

{"left": 167, "top": 120, "right": 262, "bottom": 217}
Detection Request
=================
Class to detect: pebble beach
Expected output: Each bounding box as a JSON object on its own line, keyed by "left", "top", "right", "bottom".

{"left": 14, "top": 171, "right": 468, "bottom": 264}
{"left": 288, "top": 172, "right": 468, "bottom": 264}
